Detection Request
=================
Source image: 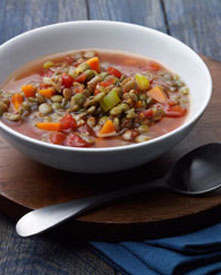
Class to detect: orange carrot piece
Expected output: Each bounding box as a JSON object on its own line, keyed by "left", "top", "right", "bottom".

{"left": 21, "top": 84, "right": 35, "bottom": 97}
{"left": 35, "top": 122, "right": 62, "bottom": 131}
{"left": 170, "top": 105, "right": 186, "bottom": 113}
{"left": 99, "top": 120, "right": 115, "bottom": 135}
{"left": 135, "top": 100, "right": 142, "bottom": 108}
{"left": 165, "top": 105, "right": 187, "bottom": 117}
{"left": 11, "top": 93, "right": 23, "bottom": 111}
{"left": 147, "top": 86, "right": 168, "bottom": 103}
{"left": 38, "top": 88, "right": 55, "bottom": 98}
{"left": 147, "top": 61, "right": 162, "bottom": 71}
{"left": 86, "top": 57, "right": 100, "bottom": 72}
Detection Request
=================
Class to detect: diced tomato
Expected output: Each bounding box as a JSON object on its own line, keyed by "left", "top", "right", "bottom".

{"left": 49, "top": 132, "right": 66, "bottom": 145}
{"left": 62, "top": 73, "right": 74, "bottom": 88}
{"left": 167, "top": 101, "right": 177, "bottom": 106}
{"left": 147, "top": 61, "right": 162, "bottom": 72}
{"left": 75, "top": 73, "right": 86, "bottom": 83}
{"left": 165, "top": 105, "right": 187, "bottom": 117}
{"left": 143, "top": 109, "right": 153, "bottom": 118}
{"left": 94, "top": 89, "right": 100, "bottom": 95}
{"left": 60, "top": 114, "right": 77, "bottom": 130}
{"left": 107, "top": 67, "right": 122, "bottom": 78}
{"left": 131, "top": 130, "right": 139, "bottom": 139}
{"left": 65, "top": 133, "right": 90, "bottom": 147}
{"left": 78, "top": 124, "right": 94, "bottom": 136}
{"left": 123, "top": 88, "right": 127, "bottom": 94}
{"left": 74, "top": 86, "right": 84, "bottom": 94}
{"left": 39, "top": 83, "right": 50, "bottom": 89}
{"left": 42, "top": 70, "right": 54, "bottom": 77}
{"left": 99, "top": 78, "right": 115, "bottom": 87}
{"left": 65, "top": 55, "right": 74, "bottom": 65}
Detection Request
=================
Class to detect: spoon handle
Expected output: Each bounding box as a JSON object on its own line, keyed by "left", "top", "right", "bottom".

{"left": 16, "top": 178, "right": 165, "bottom": 237}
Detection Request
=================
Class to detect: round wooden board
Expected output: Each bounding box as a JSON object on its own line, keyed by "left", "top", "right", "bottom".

{"left": 1, "top": 56, "right": 221, "bottom": 241}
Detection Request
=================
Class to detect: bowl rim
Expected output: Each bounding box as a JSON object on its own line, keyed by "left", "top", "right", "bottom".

{"left": 0, "top": 20, "right": 212, "bottom": 153}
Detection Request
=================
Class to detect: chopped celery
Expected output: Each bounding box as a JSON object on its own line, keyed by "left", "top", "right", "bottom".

{"left": 100, "top": 88, "right": 121, "bottom": 112}
{"left": 68, "top": 66, "right": 78, "bottom": 78}
{"left": 135, "top": 73, "right": 149, "bottom": 90}
{"left": 43, "top": 61, "right": 54, "bottom": 69}
{"left": 75, "top": 62, "right": 90, "bottom": 75}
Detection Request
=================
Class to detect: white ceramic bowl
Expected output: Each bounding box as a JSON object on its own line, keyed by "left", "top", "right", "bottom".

{"left": 0, "top": 21, "right": 212, "bottom": 173}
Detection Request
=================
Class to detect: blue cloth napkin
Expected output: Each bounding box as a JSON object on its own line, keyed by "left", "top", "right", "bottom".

{"left": 91, "top": 223, "right": 221, "bottom": 275}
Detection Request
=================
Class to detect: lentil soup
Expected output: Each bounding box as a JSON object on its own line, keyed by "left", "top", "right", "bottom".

{"left": 0, "top": 50, "right": 189, "bottom": 148}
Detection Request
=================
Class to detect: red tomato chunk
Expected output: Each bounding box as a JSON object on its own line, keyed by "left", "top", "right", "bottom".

{"left": 107, "top": 66, "right": 122, "bottom": 78}
{"left": 60, "top": 114, "right": 77, "bottom": 130}
{"left": 49, "top": 132, "right": 66, "bottom": 145}
{"left": 65, "top": 133, "right": 90, "bottom": 147}
{"left": 62, "top": 73, "right": 74, "bottom": 88}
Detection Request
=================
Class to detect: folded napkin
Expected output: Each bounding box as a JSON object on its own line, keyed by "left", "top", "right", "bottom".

{"left": 91, "top": 223, "right": 221, "bottom": 275}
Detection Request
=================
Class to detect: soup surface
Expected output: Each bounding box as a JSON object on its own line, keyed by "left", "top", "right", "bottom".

{"left": 0, "top": 49, "right": 189, "bottom": 148}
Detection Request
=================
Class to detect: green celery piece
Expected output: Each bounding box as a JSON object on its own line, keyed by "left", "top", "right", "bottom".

{"left": 43, "top": 61, "right": 54, "bottom": 70}
{"left": 75, "top": 62, "right": 90, "bottom": 74}
{"left": 100, "top": 88, "right": 121, "bottom": 112}
{"left": 135, "top": 73, "right": 149, "bottom": 90}
{"left": 68, "top": 67, "right": 77, "bottom": 78}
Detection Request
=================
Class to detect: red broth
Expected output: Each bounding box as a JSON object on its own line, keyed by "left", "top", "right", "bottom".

{"left": 0, "top": 50, "right": 189, "bottom": 148}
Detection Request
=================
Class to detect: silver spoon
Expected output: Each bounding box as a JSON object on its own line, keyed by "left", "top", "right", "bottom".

{"left": 16, "top": 143, "right": 221, "bottom": 237}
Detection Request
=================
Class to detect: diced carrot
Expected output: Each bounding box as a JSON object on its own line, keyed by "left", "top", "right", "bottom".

{"left": 11, "top": 93, "right": 23, "bottom": 111}
{"left": 35, "top": 122, "right": 62, "bottom": 131}
{"left": 165, "top": 105, "right": 187, "bottom": 117}
{"left": 38, "top": 88, "right": 55, "bottom": 98}
{"left": 135, "top": 101, "right": 142, "bottom": 108}
{"left": 147, "top": 86, "right": 168, "bottom": 103}
{"left": 147, "top": 61, "right": 162, "bottom": 71}
{"left": 21, "top": 84, "right": 35, "bottom": 97}
{"left": 99, "top": 120, "right": 115, "bottom": 135}
{"left": 86, "top": 57, "right": 100, "bottom": 72}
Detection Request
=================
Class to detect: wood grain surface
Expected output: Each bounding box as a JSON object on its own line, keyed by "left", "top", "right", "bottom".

{"left": 0, "top": 1, "right": 220, "bottom": 274}
{"left": 164, "top": 0, "right": 221, "bottom": 61}
{"left": 0, "top": 0, "right": 221, "bottom": 61}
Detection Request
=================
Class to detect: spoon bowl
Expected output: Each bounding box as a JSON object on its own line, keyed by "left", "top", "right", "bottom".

{"left": 16, "top": 143, "right": 221, "bottom": 237}
{"left": 169, "top": 143, "right": 221, "bottom": 194}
